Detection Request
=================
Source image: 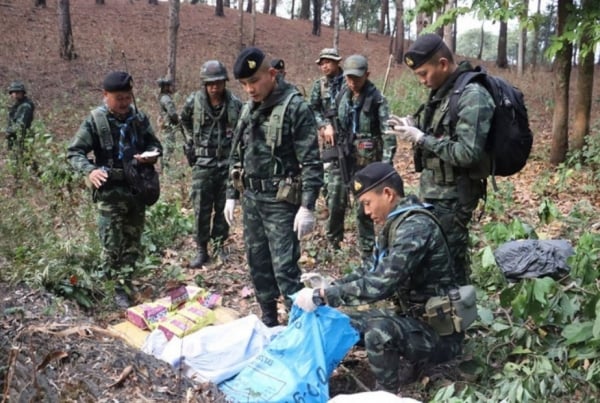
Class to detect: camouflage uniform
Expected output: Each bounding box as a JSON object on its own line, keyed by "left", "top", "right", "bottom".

{"left": 67, "top": 105, "right": 162, "bottom": 279}
{"left": 328, "top": 81, "right": 394, "bottom": 256}
{"left": 157, "top": 91, "right": 179, "bottom": 168}
{"left": 227, "top": 80, "right": 323, "bottom": 321}
{"left": 308, "top": 70, "right": 345, "bottom": 201}
{"left": 181, "top": 87, "right": 242, "bottom": 258}
{"left": 415, "top": 61, "right": 494, "bottom": 284}
{"left": 5, "top": 83, "right": 35, "bottom": 163}
{"left": 324, "top": 196, "right": 463, "bottom": 391}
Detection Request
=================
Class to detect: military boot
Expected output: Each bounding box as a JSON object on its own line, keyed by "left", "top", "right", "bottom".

{"left": 260, "top": 301, "right": 279, "bottom": 327}
{"left": 190, "top": 243, "right": 209, "bottom": 268}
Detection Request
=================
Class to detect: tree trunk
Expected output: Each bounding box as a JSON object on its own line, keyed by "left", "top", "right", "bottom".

{"left": 225, "top": 0, "right": 231, "bottom": 8}
{"left": 246, "top": 0, "right": 252, "bottom": 14}
{"left": 216, "top": 0, "right": 225, "bottom": 16}
{"left": 333, "top": 0, "right": 339, "bottom": 48}
{"left": 517, "top": 0, "right": 529, "bottom": 75}
{"left": 571, "top": 0, "right": 595, "bottom": 152}
{"left": 96, "top": 0, "right": 104, "bottom": 4}
{"left": 149, "top": 0, "right": 158, "bottom": 4}
{"left": 270, "top": 0, "right": 277, "bottom": 15}
{"left": 549, "top": 0, "right": 573, "bottom": 165}
{"left": 442, "top": 0, "right": 454, "bottom": 52}
{"left": 34, "top": 0, "right": 46, "bottom": 7}
{"left": 312, "top": 0, "right": 321, "bottom": 36}
{"left": 57, "top": 0, "right": 76, "bottom": 60}
{"left": 477, "top": 24, "right": 484, "bottom": 60}
{"left": 393, "top": 0, "right": 404, "bottom": 63}
{"left": 166, "top": 0, "right": 179, "bottom": 84}
{"left": 251, "top": 0, "right": 256, "bottom": 45}
{"left": 238, "top": 0, "right": 244, "bottom": 48}
{"left": 416, "top": 12, "right": 428, "bottom": 35}
{"left": 291, "top": 0, "right": 296, "bottom": 19}
{"left": 531, "top": 0, "right": 541, "bottom": 70}
{"left": 299, "top": 0, "right": 310, "bottom": 19}
{"left": 329, "top": 0, "right": 335, "bottom": 27}
{"left": 496, "top": 21, "right": 508, "bottom": 68}
{"left": 263, "top": 0, "right": 269, "bottom": 14}
{"left": 378, "top": 0, "right": 387, "bottom": 35}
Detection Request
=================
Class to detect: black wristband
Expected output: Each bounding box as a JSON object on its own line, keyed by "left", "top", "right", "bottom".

{"left": 312, "top": 288, "right": 325, "bottom": 306}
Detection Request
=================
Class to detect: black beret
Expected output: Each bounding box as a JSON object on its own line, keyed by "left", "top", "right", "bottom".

{"left": 353, "top": 162, "right": 400, "bottom": 197}
{"left": 271, "top": 58, "right": 285, "bottom": 70}
{"left": 233, "top": 47, "right": 266, "bottom": 79}
{"left": 103, "top": 71, "right": 133, "bottom": 92}
{"left": 404, "top": 33, "right": 444, "bottom": 69}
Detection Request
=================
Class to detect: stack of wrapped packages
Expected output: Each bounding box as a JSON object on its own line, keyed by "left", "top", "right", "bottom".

{"left": 126, "top": 285, "right": 221, "bottom": 340}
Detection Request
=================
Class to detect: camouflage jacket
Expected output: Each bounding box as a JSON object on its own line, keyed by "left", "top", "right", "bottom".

{"left": 180, "top": 88, "right": 242, "bottom": 166}
{"left": 6, "top": 97, "right": 34, "bottom": 136}
{"left": 308, "top": 71, "right": 345, "bottom": 129}
{"left": 336, "top": 81, "right": 396, "bottom": 165}
{"left": 67, "top": 105, "right": 162, "bottom": 175}
{"left": 324, "top": 196, "right": 458, "bottom": 309}
{"left": 416, "top": 61, "right": 495, "bottom": 201}
{"left": 226, "top": 81, "right": 323, "bottom": 210}
{"left": 158, "top": 93, "right": 179, "bottom": 128}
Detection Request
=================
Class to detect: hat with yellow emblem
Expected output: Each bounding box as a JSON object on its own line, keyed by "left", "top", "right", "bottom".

{"left": 233, "top": 47, "right": 266, "bottom": 79}
{"left": 404, "top": 33, "right": 444, "bottom": 69}
{"left": 352, "top": 162, "right": 401, "bottom": 197}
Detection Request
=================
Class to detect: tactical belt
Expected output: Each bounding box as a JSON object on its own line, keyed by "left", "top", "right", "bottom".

{"left": 243, "top": 176, "right": 280, "bottom": 193}
{"left": 195, "top": 147, "right": 218, "bottom": 157}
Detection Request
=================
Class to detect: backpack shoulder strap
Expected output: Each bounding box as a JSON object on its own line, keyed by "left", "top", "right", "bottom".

{"left": 193, "top": 91, "right": 205, "bottom": 127}
{"left": 266, "top": 89, "right": 300, "bottom": 154}
{"left": 91, "top": 107, "right": 114, "bottom": 167}
{"left": 448, "top": 68, "right": 489, "bottom": 132}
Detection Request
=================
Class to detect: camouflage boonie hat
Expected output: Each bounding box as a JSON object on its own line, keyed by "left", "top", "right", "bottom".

{"left": 343, "top": 54, "right": 368, "bottom": 77}
{"left": 8, "top": 81, "right": 26, "bottom": 94}
{"left": 315, "top": 48, "right": 342, "bottom": 64}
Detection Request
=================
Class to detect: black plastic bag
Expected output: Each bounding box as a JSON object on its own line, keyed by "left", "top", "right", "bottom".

{"left": 494, "top": 240, "right": 573, "bottom": 280}
{"left": 124, "top": 159, "right": 160, "bottom": 206}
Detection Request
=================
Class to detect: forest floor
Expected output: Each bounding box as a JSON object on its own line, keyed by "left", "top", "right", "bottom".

{"left": 1, "top": 0, "right": 599, "bottom": 402}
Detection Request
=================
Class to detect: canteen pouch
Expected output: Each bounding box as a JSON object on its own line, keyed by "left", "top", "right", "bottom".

{"left": 423, "top": 296, "right": 455, "bottom": 336}
{"left": 276, "top": 177, "right": 302, "bottom": 205}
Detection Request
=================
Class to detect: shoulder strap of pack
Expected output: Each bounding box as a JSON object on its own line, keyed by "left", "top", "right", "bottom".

{"left": 448, "top": 67, "right": 489, "bottom": 132}
{"left": 91, "top": 107, "right": 114, "bottom": 167}
{"left": 194, "top": 91, "right": 204, "bottom": 127}
{"left": 266, "top": 89, "right": 300, "bottom": 155}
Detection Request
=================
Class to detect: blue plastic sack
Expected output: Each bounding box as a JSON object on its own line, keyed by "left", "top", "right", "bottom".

{"left": 219, "top": 305, "right": 359, "bottom": 403}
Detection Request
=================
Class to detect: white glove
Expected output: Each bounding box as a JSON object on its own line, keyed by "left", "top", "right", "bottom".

{"left": 294, "top": 287, "right": 317, "bottom": 312}
{"left": 293, "top": 206, "right": 315, "bottom": 240}
{"left": 390, "top": 125, "right": 425, "bottom": 143}
{"left": 387, "top": 114, "right": 415, "bottom": 129}
{"left": 224, "top": 199, "right": 236, "bottom": 226}
{"left": 300, "top": 272, "right": 331, "bottom": 289}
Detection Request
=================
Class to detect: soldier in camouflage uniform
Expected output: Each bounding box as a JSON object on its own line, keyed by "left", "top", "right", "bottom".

{"left": 328, "top": 54, "right": 395, "bottom": 260}
{"left": 180, "top": 60, "right": 242, "bottom": 267}
{"left": 308, "top": 48, "right": 345, "bottom": 208}
{"left": 388, "top": 34, "right": 494, "bottom": 284}
{"left": 5, "top": 81, "right": 35, "bottom": 162}
{"left": 67, "top": 71, "right": 162, "bottom": 308}
{"left": 224, "top": 47, "right": 323, "bottom": 327}
{"left": 295, "top": 162, "right": 464, "bottom": 392}
{"left": 156, "top": 77, "right": 179, "bottom": 169}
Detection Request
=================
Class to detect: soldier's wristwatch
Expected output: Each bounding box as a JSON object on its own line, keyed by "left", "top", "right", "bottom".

{"left": 312, "top": 288, "right": 325, "bottom": 306}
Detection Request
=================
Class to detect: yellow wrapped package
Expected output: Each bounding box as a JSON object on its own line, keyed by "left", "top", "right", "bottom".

{"left": 178, "top": 301, "right": 216, "bottom": 327}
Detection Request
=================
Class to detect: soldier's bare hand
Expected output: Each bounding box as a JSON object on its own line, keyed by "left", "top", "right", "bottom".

{"left": 323, "top": 124, "right": 336, "bottom": 146}
{"left": 89, "top": 168, "right": 108, "bottom": 189}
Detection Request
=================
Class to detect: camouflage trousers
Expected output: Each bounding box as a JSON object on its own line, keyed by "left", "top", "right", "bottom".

{"left": 159, "top": 126, "right": 177, "bottom": 168}
{"left": 96, "top": 184, "right": 145, "bottom": 279}
{"left": 191, "top": 165, "right": 229, "bottom": 247}
{"left": 326, "top": 165, "right": 374, "bottom": 256}
{"left": 347, "top": 308, "right": 464, "bottom": 391}
{"left": 242, "top": 194, "right": 303, "bottom": 308}
{"left": 425, "top": 197, "right": 478, "bottom": 285}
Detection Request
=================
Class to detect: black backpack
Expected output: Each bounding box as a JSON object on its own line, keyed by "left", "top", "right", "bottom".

{"left": 448, "top": 66, "right": 533, "bottom": 179}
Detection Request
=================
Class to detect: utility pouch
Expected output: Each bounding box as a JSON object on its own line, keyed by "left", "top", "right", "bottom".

{"left": 231, "top": 168, "right": 244, "bottom": 193}
{"left": 413, "top": 145, "right": 423, "bottom": 173}
{"left": 183, "top": 142, "right": 197, "bottom": 167}
{"left": 321, "top": 146, "right": 339, "bottom": 163}
{"left": 423, "top": 296, "right": 455, "bottom": 336}
{"left": 276, "top": 177, "right": 302, "bottom": 205}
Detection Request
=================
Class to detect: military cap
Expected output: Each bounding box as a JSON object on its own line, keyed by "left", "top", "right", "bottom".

{"left": 233, "top": 47, "right": 266, "bottom": 79}
{"left": 8, "top": 81, "right": 26, "bottom": 94}
{"left": 103, "top": 71, "right": 133, "bottom": 92}
{"left": 271, "top": 58, "right": 285, "bottom": 71}
{"left": 315, "top": 48, "right": 342, "bottom": 64}
{"left": 404, "top": 33, "right": 444, "bottom": 69}
{"left": 156, "top": 77, "right": 172, "bottom": 87}
{"left": 353, "top": 162, "right": 401, "bottom": 197}
{"left": 343, "top": 54, "right": 368, "bottom": 77}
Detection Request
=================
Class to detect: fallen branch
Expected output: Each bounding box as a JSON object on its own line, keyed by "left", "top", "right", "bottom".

{"left": 338, "top": 364, "right": 370, "bottom": 393}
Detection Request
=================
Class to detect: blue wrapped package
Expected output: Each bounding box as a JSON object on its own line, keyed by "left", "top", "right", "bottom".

{"left": 219, "top": 305, "right": 359, "bottom": 403}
